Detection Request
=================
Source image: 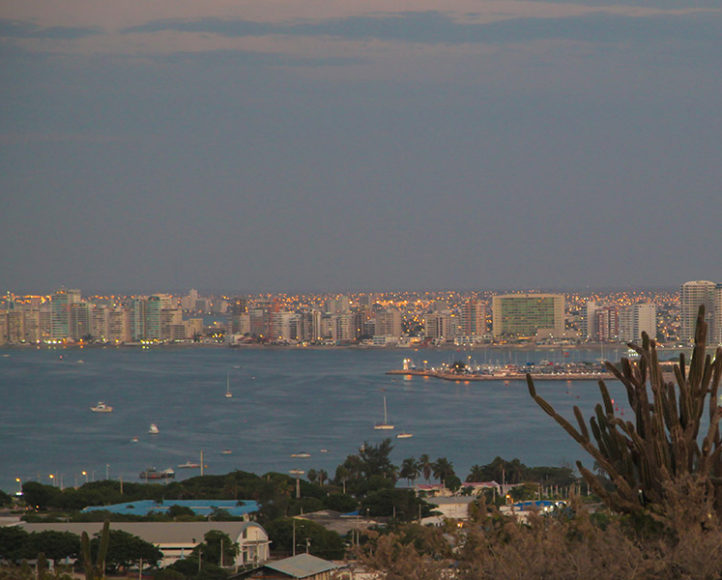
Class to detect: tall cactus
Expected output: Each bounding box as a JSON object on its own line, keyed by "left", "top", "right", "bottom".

{"left": 81, "top": 520, "right": 110, "bottom": 580}
{"left": 528, "top": 306, "right": 722, "bottom": 517}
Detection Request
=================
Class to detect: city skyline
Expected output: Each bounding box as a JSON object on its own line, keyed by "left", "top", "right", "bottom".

{"left": 2, "top": 1, "right": 721, "bottom": 292}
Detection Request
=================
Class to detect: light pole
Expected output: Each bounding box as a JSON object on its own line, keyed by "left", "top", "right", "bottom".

{"left": 82, "top": 470, "right": 88, "bottom": 484}
{"left": 48, "top": 473, "right": 55, "bottom": 487}
{"left": 15, "top": 477, "right": 22, "bottom": 496}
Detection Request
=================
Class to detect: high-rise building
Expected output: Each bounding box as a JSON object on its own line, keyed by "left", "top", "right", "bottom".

{"left": 51, "top": 289, "right": 81, "bottom": 339}
{"left": 461, "top": 299, "right": 486, "bottom": 338}
{"left": 594, "top": 306, "right": 618, "bottom": 343}
{"left": 375, "top": 308, "right": 402, "bottom": 338}
{"left": 680, "top": 281, "right": 716, "bottom": 344}
{"left": 618, "top": 303, "right": 656, "bottom": 343}
{"left": 492, "top": 293, "right": 564, "bottom": 339}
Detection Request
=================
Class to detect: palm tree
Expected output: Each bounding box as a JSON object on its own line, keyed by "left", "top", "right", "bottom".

{"left": 419, "top": 454, "right": 432, "bottom": 482}
{"left": 432, "top": 457, "right": 455, "bottom": 488}
{"left": 318, "top": 469, "right": 328, "bottom": 487}
{"left": 400, "top": 457, "right": 420, "bottom": 486}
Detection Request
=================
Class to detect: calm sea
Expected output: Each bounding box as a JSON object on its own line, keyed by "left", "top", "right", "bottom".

{"left": 0, "top": 345, "right": 640, "bottom": 494}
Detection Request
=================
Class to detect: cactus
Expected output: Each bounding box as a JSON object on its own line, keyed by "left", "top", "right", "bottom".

{"left": 81, "top": 521, "right": 110, "bottom": 580}
{"left": 528, "top": 305, "right": 722, "bottom": 518}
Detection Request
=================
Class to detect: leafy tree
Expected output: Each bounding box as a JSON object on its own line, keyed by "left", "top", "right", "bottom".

{"left": 265, "top": 518, "right": 345, "bottom": 560}
{"left": 361, "top": 489, "right": 431, "bottom": 521}
{"left": 0, "top": 525, "right": 29, "bottom": 561}
{"left": 23, "top": 531, "right": 80, "bottom": 562}
{"left": 0, "top": 488, "right": 11, "bottom": 507}
{"left": 167, "top": 504, "right": 196, "bottom": 519}
{"left": 22, "top": 482, "right": 61, "bottom": 510}
{"left": 192, "top": 530, "right": 238, "bottom": 567}
{"left": 306, "top": 469, "right": 318, "bottom": 484}
{"left": 358, "top": 439, "right": 396, "bottom": 480}
{"left": 323, "top": 493, "right": 357, "bottom": 513}
{"left": 93, "top": 529, "right": 162, "bottom": 573}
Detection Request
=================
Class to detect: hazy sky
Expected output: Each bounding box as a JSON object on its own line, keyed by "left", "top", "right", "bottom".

{"left": 2, "top": 1, "right": 721, "bottom": 294}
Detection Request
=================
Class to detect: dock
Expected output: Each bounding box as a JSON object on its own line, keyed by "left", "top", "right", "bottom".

{"left": 386, "top": 369, "right": 613, "bottom": 382}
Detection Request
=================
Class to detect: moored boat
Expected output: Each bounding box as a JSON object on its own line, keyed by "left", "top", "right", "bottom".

{"left": 90, "top": 402, "right": 113, "bottom": 413}
{"left": 139, "top": 467, "right": 175, "bottom": 480}
{"left": 374, "top": 396, "right": 394, "bottom": 430}
{"left": 148, "top": 423, "right": 159, "bottom": 434}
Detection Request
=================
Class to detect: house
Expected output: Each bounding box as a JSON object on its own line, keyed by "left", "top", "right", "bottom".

{"left": 18, "top": 521, "right": 270, "bottom": 568}
{"left": 424, "top": 496, "right": 476, "bottom": 522}
{"left": 243, "top": 553, "right": 342, "bottom": 579}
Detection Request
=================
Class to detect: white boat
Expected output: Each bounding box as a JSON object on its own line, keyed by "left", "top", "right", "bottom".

{"left": 221, "top": 449, "right": 232, "bottom": 455}
{"left": 90, "top": 401, "right": 113, "bottom": 413}
{"left": 396, "top": 432, "right": 414, "bottom": 439}
{"left": 177, "top": 461, "right": 201, "bottom": 469}
{"left": 374, "top": 396, "right": 394, "bottom": 430}
{"left": 290, "top": 452, "right": 311, "bottom": 458}
{"left": 148, "top": 423, "right": 159, "bottom": 435}
{"left": 225, "top": 372, "right": 232, "bottom": 398}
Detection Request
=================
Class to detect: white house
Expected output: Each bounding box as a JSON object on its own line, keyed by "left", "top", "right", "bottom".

{"left": 18, "top": 521, "right": 270, "bottom": 568}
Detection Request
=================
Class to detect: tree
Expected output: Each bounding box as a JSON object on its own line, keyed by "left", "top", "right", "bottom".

{"left": 23, "top": 531, "right": 80, "bottom": 563}
{"left": 527, "top": 305, "right": 722, "bottom": 519}
{"left": 418, "top": 454, "right": 432, "bottom": 482}
{"left": 192, "top": 530, "right": 238, "bottom": 568}
{"left": 400, "top": 458, "right": 420, "bottom": 486}
{"left": 432, "top": 457, "right": 455, "bottom": 488}
{"left": 22, "top": 482, "right": 61, "bottom": 510}
{"left": 358, "top": 439, "right": 396, "bottom": 480}
{"left": 264, "top": 518, "right": 344, "bottom": 560}
{"left": 99, "top": 529, "right": 162, "bottom": 573}
{"left": 0, "top": 526, "right": 29, "bottom": 561}
{"left": 361, "top": 489, "right": 431, "bottom": 521}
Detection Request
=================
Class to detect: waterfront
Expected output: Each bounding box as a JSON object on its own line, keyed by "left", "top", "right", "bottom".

{"left": 0, "top": 345, "right": 670, "bottom": 494}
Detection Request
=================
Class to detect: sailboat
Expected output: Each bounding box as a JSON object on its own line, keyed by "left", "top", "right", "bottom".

{"left": 148, "top": 423, "right": 159, "bottom": 435}
{"left": 374, "top": 396, "right": 394, "bottom": 430}
{"left": 225, "top": 372, "right": 233, "bottom": 398}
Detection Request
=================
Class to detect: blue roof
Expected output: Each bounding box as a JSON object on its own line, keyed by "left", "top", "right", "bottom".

{"left": 82, "top": 499, "right": 259, "bottom": 517}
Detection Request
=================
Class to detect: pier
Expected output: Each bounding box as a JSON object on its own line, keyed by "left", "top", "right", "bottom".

{"left": 386, "top": 369, "right": 612, "bottom": 382}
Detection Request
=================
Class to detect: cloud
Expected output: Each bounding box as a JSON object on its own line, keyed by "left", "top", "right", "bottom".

{"left": 0, "top": 18, "right": 100, "bottom": 40}
{"left": 120, "top": 10, "right": 722, "bottom": 47}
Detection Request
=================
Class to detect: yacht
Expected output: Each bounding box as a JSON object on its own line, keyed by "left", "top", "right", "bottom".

{"left": 90, "top": 402, "right": 113, "bottom": 413}
{"left": 148, "top": 423, "right": 159, "bottom": 435}
{"left": 374, "top": 396, "right": 394, "bottom": 430}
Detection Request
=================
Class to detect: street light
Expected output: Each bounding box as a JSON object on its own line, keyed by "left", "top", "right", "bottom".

{"left": 81, "top": 470, "right": 88, "bottom": 484}
{"left": 48, "top": 474, "right": 55, "bottom": 486}
{"left": 15, "top": 477, "right": 22, "bottom": 496}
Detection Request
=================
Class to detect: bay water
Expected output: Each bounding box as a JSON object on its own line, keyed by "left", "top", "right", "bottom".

{"left": 0, "top": 345, "right": 637, "bottom": 494}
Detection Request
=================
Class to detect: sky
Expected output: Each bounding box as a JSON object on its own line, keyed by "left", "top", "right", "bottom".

{"left": 1, "top": 1, "right": 721, "bottom": 294}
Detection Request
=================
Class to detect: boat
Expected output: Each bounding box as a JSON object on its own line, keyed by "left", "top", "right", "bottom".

{"left": 221, "top": 449, "right": 232, "bottom": 455}
{"left": 130, "top": 436, "right": 139, "bottom": 443}
{"left": 90, "top": 402, "right": 113, "bottom": 413}
{"left": 396, "top": 432, "right": 414, "bottom": 439}
{"left": 177, "top": 461, "right": 201, "bottom": 469}
{"left": 225, "top": 372, "right": 232, "bottom": 398}
{"left": 290, "top": 452, "right": 311, "bottom": 458}
{"left": 374, "top": 396, "right": 394, "bottom": 430}
{"left": 139, "top": 467, "right": 175, "bottom": 480}
{"left": 148, "top": 423, "right": 159, "bottom": 435}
